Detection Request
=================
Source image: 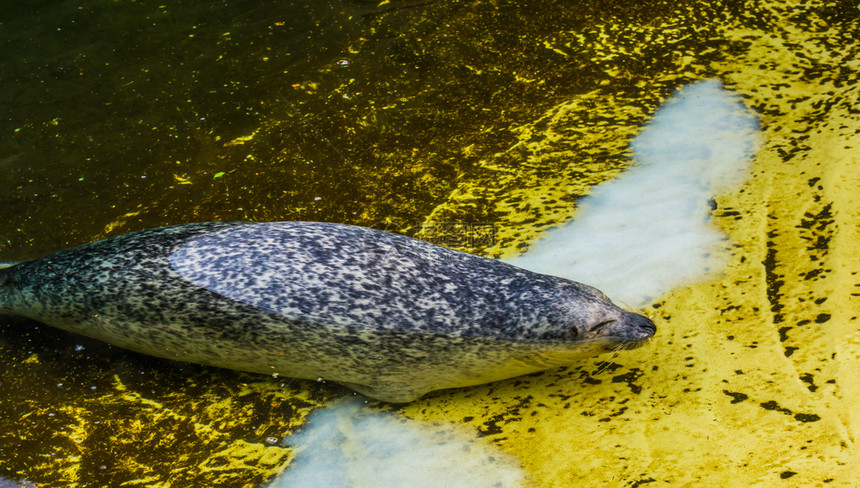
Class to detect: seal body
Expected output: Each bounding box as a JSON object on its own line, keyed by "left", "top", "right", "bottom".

{"left": 0, "top": 221, "right": 655, "bottom": 402}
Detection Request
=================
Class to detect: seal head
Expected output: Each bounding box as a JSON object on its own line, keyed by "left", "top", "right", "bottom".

{"left": 0, "top": 221, "right": 654, "bottom": 402}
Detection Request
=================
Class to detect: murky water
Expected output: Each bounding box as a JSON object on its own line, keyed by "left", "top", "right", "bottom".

{"left": 1, "top": 0, "right": 858, "bottom": 486}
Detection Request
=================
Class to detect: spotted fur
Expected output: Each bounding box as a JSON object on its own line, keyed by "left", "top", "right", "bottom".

{"left": 0, "top": 221, "right": 655, "bottom": 402}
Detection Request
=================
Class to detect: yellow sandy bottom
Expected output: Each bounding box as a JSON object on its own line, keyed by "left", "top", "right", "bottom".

{"left": 398, "top": 10, "right": 860, "bottom": 488}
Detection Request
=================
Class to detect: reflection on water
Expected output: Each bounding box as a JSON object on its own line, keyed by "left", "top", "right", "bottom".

{"left": 1, "top": 0, "right": 859, "bottom": 486}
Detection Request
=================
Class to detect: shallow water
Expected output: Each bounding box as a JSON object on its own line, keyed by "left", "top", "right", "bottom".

{"left": 1, "top": 0, "right": 858, "bottom": 487}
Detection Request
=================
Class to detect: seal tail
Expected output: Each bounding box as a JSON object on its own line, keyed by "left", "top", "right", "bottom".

{"left": 0, "top": 261, "right": 23, "bottom": 270}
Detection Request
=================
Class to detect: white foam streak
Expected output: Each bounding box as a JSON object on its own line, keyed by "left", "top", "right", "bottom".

{"left": 505, "top": 80, "right": 760, "bottom": 307}
{"left": 268, "top": 399, "right": 529, "bottom": 488}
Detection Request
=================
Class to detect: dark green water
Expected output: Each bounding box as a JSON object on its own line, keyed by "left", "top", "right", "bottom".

{"left": 0, "top": 0, "right": 723, "bottom": 258}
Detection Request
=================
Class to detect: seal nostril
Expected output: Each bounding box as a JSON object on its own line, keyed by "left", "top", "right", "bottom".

{"left": 639, "top": 316, "right": 656, "bottom": 335}
{"left": 624, "top": 312, "right": 656, "bottom": 337}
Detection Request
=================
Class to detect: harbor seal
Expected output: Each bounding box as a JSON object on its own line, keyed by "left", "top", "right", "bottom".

{"left": 0, "top": 221, "right": 655, "bottom": 402}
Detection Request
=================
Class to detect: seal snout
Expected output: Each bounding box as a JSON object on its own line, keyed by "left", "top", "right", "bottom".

{"left": 625, "top": 312, "right": 656, "bottom": 340}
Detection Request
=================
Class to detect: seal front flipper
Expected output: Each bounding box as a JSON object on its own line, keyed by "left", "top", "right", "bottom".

{"left": 339, "top": 381, "right": 426, "bottom": 404}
